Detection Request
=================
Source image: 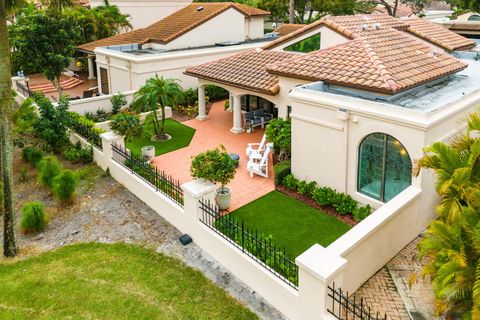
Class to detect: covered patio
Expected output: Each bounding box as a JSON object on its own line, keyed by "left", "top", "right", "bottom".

{"left": 151, "top": 101, "right": 275, "bottom": 211}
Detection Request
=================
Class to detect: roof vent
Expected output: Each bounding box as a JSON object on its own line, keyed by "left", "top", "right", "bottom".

{"left": 196, "top": 6, "right": 204, "bottom": 11}
{"left": 360, "top": 24, "right": 369, "bottom": 30}
{"left": 374, "top": 23, "right": 381, "bottom": 29}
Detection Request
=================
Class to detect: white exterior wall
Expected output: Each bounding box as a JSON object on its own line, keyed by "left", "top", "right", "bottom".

{"left": 68, "top": 90, "right": 136, "bottom": 115}
{"left": 246, "top": 17, "right": 265, "bottom": 40}
{"left": 95, "top": 41, "right": 271, "bottom": 92}
{"left": 90, "top": 0, "right": 192, "bottom": 29}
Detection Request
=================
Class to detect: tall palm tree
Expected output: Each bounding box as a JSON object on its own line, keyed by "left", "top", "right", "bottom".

{"left": 132, "top": 76, "right": 183, "bottom": 140}
{"left": 1, "top": 0, "right": 19, "bottom": 257}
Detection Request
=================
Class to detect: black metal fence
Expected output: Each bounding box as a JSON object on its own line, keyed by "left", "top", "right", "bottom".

{"left": 68, "top": 116, "right": 102, "bottom": 149}
{"left": 111, "top": 143, "right": 184, "bottom": 206}
{"left": 199, "top": 199, "right": 299, "bottom": 288}
{"left": 328, "top": 283, "right": 388, "bottom": 320}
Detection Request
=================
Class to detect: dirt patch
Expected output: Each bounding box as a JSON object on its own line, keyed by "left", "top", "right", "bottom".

{"left": 276, "top": 185, "right": 358, "bottom": 226}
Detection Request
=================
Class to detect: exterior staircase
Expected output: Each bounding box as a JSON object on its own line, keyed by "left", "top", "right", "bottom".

{"left": 30, "top": 77, "right": 84, "bottom": 94}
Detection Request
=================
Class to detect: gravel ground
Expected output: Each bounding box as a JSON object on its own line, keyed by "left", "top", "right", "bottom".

{"left": 3, "top": 154, "right": 286, "bottom": 320}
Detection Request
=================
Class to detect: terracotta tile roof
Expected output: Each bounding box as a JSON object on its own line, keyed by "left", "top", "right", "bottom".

{"left": 264, "top": 14, "right": 409, "bottom": 49}
{"left": 403, "top": 17, "right": 477, "bottom": 51}
{"left": 273, "top": 23, "right": 305, "bottom": 36}
{"left": 73, "top": 0, "right": 90, "bottom": 7}
{"left": 184, "top": 49, "right": 297, "bottom": 95}
{"left": 79, "top": 2, "right": 270, "bottom": 53}
{"left": 450, "top": 23, "right": 480, "bottom": 31}
{"left": 267, "top": 28, "right": 467, "bottom": 94}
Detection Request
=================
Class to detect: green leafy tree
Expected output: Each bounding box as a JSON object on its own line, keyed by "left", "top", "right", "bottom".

{"left": 110, "top": 92, "right": 128, "bottom": 114}
{"left": 9, "top": 10, "right": 81, "bottom": 93}
{"left": 132, "top": 75, "right": 183, "bottom": 140}
{"left": 265, "top": 118, "right": 291, "bottom": 161}
{"left": 110, "top": 111, "right": 142, "bottom": 138}
{"left": 13, "top": 98, "right": 38, "bottom": 135}
{"left": 415, "top": 112, "right": 480, "bottom": 318}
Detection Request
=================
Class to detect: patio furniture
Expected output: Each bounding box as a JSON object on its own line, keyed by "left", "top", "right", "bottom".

{"left": 82, "top": 90, "right": 94, "bottom": 98}
{"left": 246, "top": 134, "right": 267, "bottom": 158}
{"left": 247, "top": 143, "right": 273, "bottom": 178}
{"left": 228, "top": 153, "right": 240, "bottom": 168}
{"left": 253, "top": 109, "right": 274, "bottom": 127}
{"left": 244, "top": 111, "right": 263, "bottom": 132}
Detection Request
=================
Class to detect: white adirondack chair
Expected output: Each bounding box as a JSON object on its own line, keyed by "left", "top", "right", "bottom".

{"left": 246, "top": 134, "right": 267, "bottom": 158}
{"left": 247, "top": 143, "right": 273, "bottom": 178}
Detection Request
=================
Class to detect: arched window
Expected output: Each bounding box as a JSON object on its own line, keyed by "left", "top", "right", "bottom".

{"left": 357, "top": 133, "right": 412, "bottom": 202}
{"left": 468, "top": 14, "right": 480, "bottom": 21}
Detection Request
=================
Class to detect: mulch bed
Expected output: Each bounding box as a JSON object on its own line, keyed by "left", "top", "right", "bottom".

{"left": 171, "top": 103, "right": 214, "bottom": 122}
{"left": 276, "top": 185, "right": 358, "bottom": 227}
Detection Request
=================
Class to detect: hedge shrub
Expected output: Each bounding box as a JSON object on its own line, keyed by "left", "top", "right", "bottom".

{"left": 273, "top": 160, "right": 291, "bottom": 186}
{"left": 22, "top": 146, "right": 43, "bottom": 167}
{"left": 53, "top": 170, "right": 79, "bottom": 202}
{"left": 64, "top": 142, "right": 93, "bottom": 164}
{"left": 38, "top": 156, "right": 62, "bottom": 189}
{"left": 205, "top": 85, "right": 229, "bottom": 101}
{"left": 20, "top": 201, "right": 47, "bottom": 232}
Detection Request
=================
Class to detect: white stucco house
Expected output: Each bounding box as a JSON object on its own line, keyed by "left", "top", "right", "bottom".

{"left": 432, "top": 11, "right": 480, "bottom": 40}
{"left": 185, "top": 14, "right": 480, "bottom": 263}
{"left": 77, "top": 2, "right": 272, "bottom": 94}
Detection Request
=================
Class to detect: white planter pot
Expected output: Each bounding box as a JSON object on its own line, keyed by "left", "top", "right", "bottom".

{"left": 141, "top": 145, "right": 155, "bottom": 160}
{"left": 215, "top": 187, "right": 231, "bottom": 210}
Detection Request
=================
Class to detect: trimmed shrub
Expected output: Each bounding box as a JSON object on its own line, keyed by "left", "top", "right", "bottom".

{"left": 205, "top": 85, "right": 229, "bottom": 101}
{"left": 64, "top": 142, "right": 93, "bottom": 163}
{"left": 274, "top": 160, "right": 291, "bottom": 186}
{"left": 332, "top": 193, "right": 358, "bottom": 215}
{"left": 282, "top": 174, "right": 299, "bottom": 190}
{"left": 38, "top": 156, "right": 62, "bottom": 189}
{"left": 20, "top": 201, "right": 47, "bottom": 232}
{"left": 353, "top": 205, "right": 372, "bottom": 221}
{"left": 52, "top": 170, "right": 79, "bottom": 202}
{"left": 22, "top": 146, "right": 43, "bottom": 167}
{"left": 110, "top": 111, "right": 142, "bottom": 137}
{"left": 181, "top": 88, "right": 198, "bottom": 106}
{"left": 312, "top": 187, "right": 336, "bottom": 207}
{"left": 297, "top": 180, "right": 317, "bottom": 198}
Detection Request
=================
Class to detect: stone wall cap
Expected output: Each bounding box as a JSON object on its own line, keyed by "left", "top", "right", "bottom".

{"left": 296, "top": 244, "right": 347, "bottom": 282}
{"left": 181, "top": 179, "right": 217, "bottom": 198}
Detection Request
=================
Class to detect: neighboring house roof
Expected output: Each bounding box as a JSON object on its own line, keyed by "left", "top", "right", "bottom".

{"left": 450, "top": 23, "right": 480, "bottom": 31}
{"left": 184, "top": 50, "right": 297, "bottom": 95}
{"left": 264, "top": 14, "right": 409, "bottom": 49}
{"left": 263, "top": 14, "right": 476, "bottom": 52}
{"left": 273, "top": 24, "right": 305, "bottom": 36}
{"left": 266, "top": 28, "right": 467, "bottom": 94}
{"left": 403, "top": 17, "right": 477, "bottom": 51}
{"left": 74, "top": 0, "right": 90, "bottom": 6}
{"left": 79, "top": 2, "right": 270, "bottom": 53}
{"left": 371, "top": 4, "right": 414, "bottom": 17}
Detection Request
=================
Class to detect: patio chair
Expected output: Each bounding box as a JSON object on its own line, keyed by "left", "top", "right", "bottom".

{"left": 246, "top": 134, "right": 267, "bottom": 157}
{"left": 244, "top": 111, "right": 263, "bottom": 132}
{"left": 253, "top": 109, "right": 274, "bottom": 127}
{"left": 247, "top": 143, "right": 273, "bottom": 178}
{"left": 82, "top": 90, "right": 94, "bottom": 98}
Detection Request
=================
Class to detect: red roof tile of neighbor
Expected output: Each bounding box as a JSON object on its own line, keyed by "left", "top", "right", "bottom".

{"left": 266, "top": 28, "right": 468, "bottom": 94}
{"left": 403, "top": 17, "right": 477, "bottom": 51}
{"left": 273, "top": 24, "right": 305, "bottom": 36}
{"left": 184, "top": 49, "right": 297, "bottom": 95}
{"left": 78, "top": 2, "right": 270, "bottom": 53}
{"left": 450, "top": 23, "right": 480, "bottom": 31}
{"left": 264, "top": 14, "right": 409, "bottom": 49}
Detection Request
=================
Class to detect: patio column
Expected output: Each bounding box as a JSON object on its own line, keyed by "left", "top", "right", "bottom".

{"left": 230, "top": 95, "right": 244, "bottom": 134}
{"left": 87, "top": 55, "right": 96, "bottom": 80}
{"left": 197, "top": 86, "right": 208, "bottom": 120}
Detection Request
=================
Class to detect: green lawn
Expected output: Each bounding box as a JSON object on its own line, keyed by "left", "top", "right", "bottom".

{"left": 229, "top": 191, "right": 351, "bottom": 258}
{"left": 126, "top": 119, "right": 195, "bottom": 156}
{"left": 0, "top": 243, "right": 257, "bottom": 320}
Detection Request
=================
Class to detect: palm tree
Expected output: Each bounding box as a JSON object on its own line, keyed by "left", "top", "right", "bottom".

{"left": 1, "top": 0, "right": 19, "bottom": 257}
{"left": 132, "top": 76, "right": 183, "bottom": 140}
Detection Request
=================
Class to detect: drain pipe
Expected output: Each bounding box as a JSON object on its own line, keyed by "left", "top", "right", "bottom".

{"left": 337, "top": 108, "right": 350, "bottom": 193}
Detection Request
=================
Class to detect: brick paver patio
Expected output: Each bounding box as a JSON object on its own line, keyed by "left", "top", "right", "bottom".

{"left": 151, "top": 101, "right": 275, "bottom": 210}
{"left": 353, "top": 236, "right": 436, "bottom": 320}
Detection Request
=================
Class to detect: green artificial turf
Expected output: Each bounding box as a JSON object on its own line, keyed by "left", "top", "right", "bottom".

{"left": 126, "top": 119, "right": 195, "bottom": 156}
{"left": 229, "top": 191, "right": 351, "bottom": 258}
{"left": 0, "top": 243, "right": 257, "bottom": 320}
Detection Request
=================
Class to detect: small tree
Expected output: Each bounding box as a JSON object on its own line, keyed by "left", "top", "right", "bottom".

{"left": 190, "top": 145, "right": 236, "bottom": 193}
{"left": 110, "top": 111, "right": 142, "bottom": 138}
{"left": 20, "top": 201, "right": 47, "bottom": 233}
{"left": 38, "top": 155, "right": 62, "bottom": 189}
{"left": 52, "top": 169, "right": 78, "bottom": 202}
{"left": 34, "top": 94, "right": 70, "bottom": 152}
{"left": 265, "top": 118, "right": 291, "bottom": 161}
{"left": 132, "top": 75, "right": 183, "bottom": 140}
{"left": 110, "top": 92, "right": 127, "bottom": 114}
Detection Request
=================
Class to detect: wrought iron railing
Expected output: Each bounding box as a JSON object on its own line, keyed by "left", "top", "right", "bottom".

{"left": 328, "top": 283, "right": 388, "bottom": 320}
{"left": 111, "top": 143, "right": 184, "bottom": 206}
{"left": 199, "top": 198, "right": 299, "bottom": 288}
{"left": 68, "top": 115, "right": 102, "bottom": 149}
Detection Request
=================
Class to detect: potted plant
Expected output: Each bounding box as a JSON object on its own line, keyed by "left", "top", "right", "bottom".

{"left": 246, "top": 123, "right": 253, "bottom": 133}
{"left": 190, "top": 145, "right": 236, "bottom": 210}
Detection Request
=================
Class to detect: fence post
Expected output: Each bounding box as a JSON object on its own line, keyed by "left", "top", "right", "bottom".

{"left": 295, "top": 244, "right": 347, "bottom": 320}
{"left": 181, "top": 179, "right": 217, "bottom": 239}
{"left": 100, "top": 132, "right": 125, "bottom": 169}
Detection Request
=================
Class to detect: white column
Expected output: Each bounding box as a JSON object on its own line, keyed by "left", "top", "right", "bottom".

{"left": 101, "top": 131, "right": 125, "bottom": 165}
{"left": 227, "top": 93, "right": 233, "bottom": 112}
{"left": 197, "top": 86, "right": 208, "bottom": 120}
{"left": 230, "top": 95, "right": 244, "bottom": 134}
{"left": 87, "top": 56, "right": 96, "bottom": 80}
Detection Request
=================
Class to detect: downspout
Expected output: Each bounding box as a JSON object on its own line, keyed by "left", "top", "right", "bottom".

{"left": 337, "top": 108, "right": 350, "bottom": 193}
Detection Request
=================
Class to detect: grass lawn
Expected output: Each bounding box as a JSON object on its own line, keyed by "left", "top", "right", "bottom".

{"left": 0, "top": 243, "right": 257, "bottom": 320}
{"left": 229, "top": 191, "right": 351, "bottom": 258}
{"left": 126, "top": 119, "right": 195, "bottom": 156}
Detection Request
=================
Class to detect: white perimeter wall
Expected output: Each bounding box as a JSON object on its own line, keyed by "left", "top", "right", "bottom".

{"left": 90, "top": 0, "right": 192, "bottom": 29}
